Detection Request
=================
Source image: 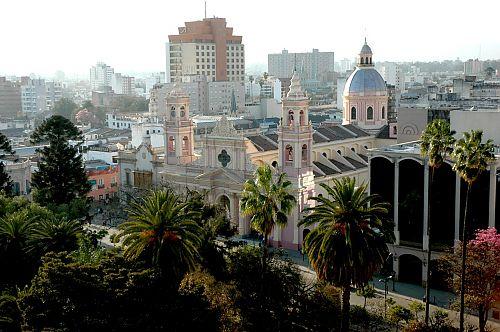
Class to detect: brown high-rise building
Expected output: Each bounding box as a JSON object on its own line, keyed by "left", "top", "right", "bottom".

{"left": 166, "top": 18, "right": 244, "bottom": 83}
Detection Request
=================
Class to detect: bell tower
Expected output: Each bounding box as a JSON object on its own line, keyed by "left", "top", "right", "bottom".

{"left": 276, "top": 70, "right": 315, "bottom": 249}
{"left": 165, "top": 80, "right": 195, "bottom": 165}
{"left": 277, "top": 70, "right": 313, "bottom": 177}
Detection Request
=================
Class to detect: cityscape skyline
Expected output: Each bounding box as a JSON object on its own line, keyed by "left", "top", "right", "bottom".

{"left": 1, "top": 0, "right": 499, "bottom": 78}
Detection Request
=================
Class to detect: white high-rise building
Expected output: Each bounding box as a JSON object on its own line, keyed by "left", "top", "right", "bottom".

{"left": 379, "top": 63, "right": 405, "bottom": 92}
{"left": 90, "top": 62, "right": 114, "bottom": 91}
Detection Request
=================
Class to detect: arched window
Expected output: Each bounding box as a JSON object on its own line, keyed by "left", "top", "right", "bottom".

{"left": 182, "top": 136, "right": 188, "bottom": 150}
{"left": 351, "top": 147, "right": 356, "bottom": 152}
{"left": 365, "top": 57, "right": 369, "bottom": 64}
{"left": 322, "top": 152, "right": 327, "bottom": 158}
{"left": 271, "top": 161, "right": 278, "bottom": 168}
{"left": 369, "top": 57, "right": 372, "bottom": 64}
{"left": 299, "top": 110, "right": 305, "bottom": 125}
{"left": 337, "top": 150, "right": 342, "bottom": 155}
{"left": 286, "top": 145, "right": 293, "bottom": 161}
{"left": 170, "top": 110, "right": 176, "bottom": 118}
{"left": 367, "top": 106, "right": 374, "bottom": 120}
{"left": 301, "top": 144, "right": 308, "bottom": 161}
{"left": 288, "top": 110, "right": 294, "bottom": 126}
{"left": 382, "top": 106, "right": 386, "bottom": 119}
{"left": 351, "top": 107, "right": 357, "bottom": 120}
{"left": 361, "top": 58, "right": 364, "bottom": 65}
{"left": 168, "top": 136, "right": 175, "bottom": 152}
{"left": 180, "top": 106, "right": 186, "bottom": 118}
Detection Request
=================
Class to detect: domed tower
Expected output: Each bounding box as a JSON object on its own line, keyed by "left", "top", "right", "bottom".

{"left": 343, "top": 39, "right": 388, "bottom": 131}
{"left": 164, "top": 80, "right": 195, "bottom": 165}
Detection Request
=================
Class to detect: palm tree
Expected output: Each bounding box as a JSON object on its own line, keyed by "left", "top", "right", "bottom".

{"left": 451, "top": 130, "right": 495, "bottom": 332}
{"left": 115, "top": 190, "right": 203, "bottom": 279}
{"left": 240, "top": 164, "right": 296, "bottom": 275}
{"left": 299, "top": 178, "right": 392, "bottom": 332}
{"left": 30, "top": 217, "right": 82, "bottom": 254}
{"left": 420, "top": 119, "right": 455, "bottom": 324}
{"left": 0, "top": 212, "right": 34, "bottom": 282}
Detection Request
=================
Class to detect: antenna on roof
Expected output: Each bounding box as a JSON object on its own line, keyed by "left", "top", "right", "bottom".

{"left": 204, "top": 1, "right": 207, "bottom": 19}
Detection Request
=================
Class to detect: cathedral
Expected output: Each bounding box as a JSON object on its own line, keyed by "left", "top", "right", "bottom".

{"left": 118, "top": 40, "right": 394, "bottom": 249}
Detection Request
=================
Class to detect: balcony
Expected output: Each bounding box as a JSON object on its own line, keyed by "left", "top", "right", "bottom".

{"left": 110, "top": 183, "right": 117, "bottom": 188}
{"left": 97, "top": 184, "right": 105, "bottom": 189}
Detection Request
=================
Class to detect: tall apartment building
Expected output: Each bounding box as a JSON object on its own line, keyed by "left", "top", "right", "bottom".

{"left": 20, "top": 78, "right": 62, "bottom": 114}
{"left": 111, "top": 74, "right": 135, "bottom": 95}
{"left": 268, "top": 49, "right": 335, "bottom": 82}
{"left": 165, "top": 17, "right": 245, "bottom": 83}
{"left": 0, "top": 77, "right": 21, "bottom": 117}
{"left": 464, "top": 58, "right": 483, "bottom": 76}
{"left": 90, "top": 62, "right": 115, "bottom": 91}
{"left": 378, "top": 63, "right": 405, "bottom": 92}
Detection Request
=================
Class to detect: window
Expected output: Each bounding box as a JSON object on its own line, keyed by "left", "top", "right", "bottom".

{"left": 301, "top": 144, "right": 308, "bottom": 161}
{"left": 286, "top": 145, "right": 293, "bottom": 161}
{"left": 288, "top": 110, "right": 294, "bottom": 126}
{"left": 382, "top": 106, "right": 385, "bottom": 119}
{"left": 351, "top": 107, "right": 357, "bottom": 120}
{"left": 168, "top": 136, "right": 175, "bottom": 152}
{"left": 367, "top": 106, "right": 374, "bottom": 120}
{"left": 271, "top": 161, "right": 278, "bottom": 168}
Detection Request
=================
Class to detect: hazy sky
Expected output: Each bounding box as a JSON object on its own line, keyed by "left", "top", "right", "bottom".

{"left": 1, "top": 0, "right": 499, "bottom": 78}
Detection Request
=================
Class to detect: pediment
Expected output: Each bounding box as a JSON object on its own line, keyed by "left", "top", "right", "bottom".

{"left": 194, "top": 168, "right": 244, "bottom": 185}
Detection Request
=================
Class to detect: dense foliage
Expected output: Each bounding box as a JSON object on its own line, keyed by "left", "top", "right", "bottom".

{"left": 0, "top": 132, "right": 14, "bottom": 195}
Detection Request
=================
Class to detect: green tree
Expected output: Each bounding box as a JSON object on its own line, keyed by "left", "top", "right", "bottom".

{"left": 356, "top": 284, "right": 376, "bottom": 308}
{"left": 451, "top": 130, "right": 495, "bottom": 332}
{"left": 0, "top": 212, "right": 35, "bottom": 284}
{"left": 0, "top": 132, "right": 14, "bottom": 195}
{"left": 408, "top": 300, "right": 425, "bottom": 322}
{"left": 420, "top": 119, "right": 455, "bottom": 324}
{"left": 30, "top": 115, "right": 90, "bottom": 205}
{"left": 52, "top": 97, "right": 78, "bottom": 120}
{"left": 299, "top": 177, "right": 392, "bottom": 332}
{"left": 240, "top": 164, "right": 296, "bottom": 277}
{"left": 115, "top": 190, "right": 203, "bottom": 280}
{"left": 387, "top": 304, "right": 413, "bottom": 331}
{"left": 30, "top": 217, "right": 82, "bottom": 255}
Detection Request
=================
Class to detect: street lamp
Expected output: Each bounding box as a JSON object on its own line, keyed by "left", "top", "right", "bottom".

{"left": 379, "top": 275, "right": 393, "bottom": 318}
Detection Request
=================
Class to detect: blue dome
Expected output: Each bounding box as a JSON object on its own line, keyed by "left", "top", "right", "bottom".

{"left": 343, "top": 67, "right": 387, "bottom": 96}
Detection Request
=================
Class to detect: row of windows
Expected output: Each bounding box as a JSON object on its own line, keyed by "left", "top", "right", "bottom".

{"left": 227, "top": 52, "right": 243, "bottom": 57}
{"left": 227, "top": 64, "right": 242, "bottom": 69}
{"left": 196, "top": 45, "right": 215, "bottom": 50}
{"left": 197, "top": 64, "right": 216, "bottom": 69}
{"left": 196, "top": 58, "right": 214, "bottom": 63}
{"left": 285, "top": 144, "right": 309, "bottom": 162}
{"left": 196, "top": 52, "right": 215, "bottom": 56}
{"left": 226, "top": 45, "right": 244, "bottom": 51}
{"left": 350, "top": 106, "right": 385, "bottom": 120}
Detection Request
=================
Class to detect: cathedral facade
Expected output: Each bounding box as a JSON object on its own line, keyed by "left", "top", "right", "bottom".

{"left": 118, "top": 41, "right": 394, "bottom": 249}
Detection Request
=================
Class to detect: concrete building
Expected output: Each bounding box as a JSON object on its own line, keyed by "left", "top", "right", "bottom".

{"left": 0, "top": 155, "right": 31, "bottom": 196}
{"left": 268, "top": 49, "right": 335, "bottom": 82}
{"left": 90, "top": 62, "right": 114, "bottom": 90}
{"left": 379, "top": 62, "right": 405, "bottom": 92}
{"left": 464, "top": 58, "right": 483, "bottom": 76}
{"left": 369, "top": 140, "right": 499, "bottom": 288}
{"left": 0, "top": 77, "right": 21, "bottom": 117}
{"left": 166, "top": 17, "right": 244, "bottom": 83}
{"left": 21, "top": 78, "right": 46, "bottom": 114}
{"left": 207, "top": 81, "right": 245, "bottom": 114}
{"left": 111, "top": 74, "right": 135, "bottom": 95}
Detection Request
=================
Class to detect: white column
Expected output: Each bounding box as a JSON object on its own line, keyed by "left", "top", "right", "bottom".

{"left": 423, "top": 160, "right": 429, "bottom": 251}
{"left": 394, "top": 160, "right": 400, "bottom": 245}
{"left": 454, "top": 173, "right": 461, "bottom": 246}
{"left": 489, "top": 164, "right": 497, "bottom": 228}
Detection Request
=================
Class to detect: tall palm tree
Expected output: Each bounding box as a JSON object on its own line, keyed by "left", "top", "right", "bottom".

{"left": 115, "top": 190, "right": 203, "bottom": 279}
{"left": 420, "top": 119, "right": 455, "bottom": 324}
{"left": 451, "top": 130, "right": 495, "bottom": 332}
{"left": 240, "top": 164, "right": 296, "bottom": 274}
{"left": 299, "top": 178, "right": 392, "bottom": 332}
{"left": 30, "top": 217, "right": 82, "bottom": 254}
